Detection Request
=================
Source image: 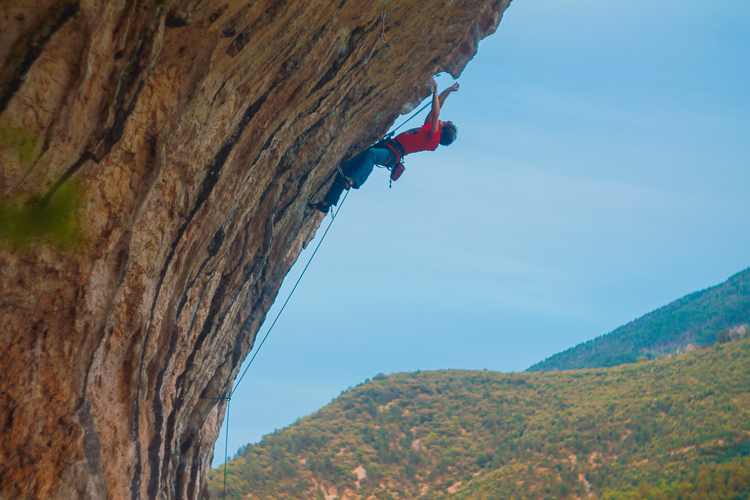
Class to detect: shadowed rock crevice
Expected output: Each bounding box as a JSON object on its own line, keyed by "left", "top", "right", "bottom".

{"left": 0, "top": 1, "right": 81, "bottom": 115}
{"left": 0, "top": 0, "right": 512, "bottom": 498}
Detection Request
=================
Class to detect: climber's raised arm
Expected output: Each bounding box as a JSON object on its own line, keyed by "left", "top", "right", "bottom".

{"left": 424, "top": 80, "right": 459, "bottom": 133}
{"left": 439, "top": 83, "right": 459, "bottom": 108}
{"left": 424, "top": 78, "right": 441, "bottom": 134}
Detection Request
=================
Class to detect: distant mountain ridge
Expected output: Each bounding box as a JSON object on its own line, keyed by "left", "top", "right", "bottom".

{"left": 527, "top": 268, "right": 750, "bottom": 372}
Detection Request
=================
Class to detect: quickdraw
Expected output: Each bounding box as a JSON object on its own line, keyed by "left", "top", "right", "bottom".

{"left": 381, "top": 10, "right": 387, "bottom": 44}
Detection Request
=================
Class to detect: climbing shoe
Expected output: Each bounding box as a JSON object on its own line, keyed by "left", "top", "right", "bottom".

{"left": 309, "top": 201, "right": 330, "bottom": 214}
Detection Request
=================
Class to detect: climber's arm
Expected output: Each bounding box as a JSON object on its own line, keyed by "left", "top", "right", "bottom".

{"left": 438, "top": 83, "right": 459, "bottom": 108}
{"left": 424, "top": 81, "right": 459, "bottom": 132}
{"left": 424, "top": 79, "right": 441, "bottom": 133}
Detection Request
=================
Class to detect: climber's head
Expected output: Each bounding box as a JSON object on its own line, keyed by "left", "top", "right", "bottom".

{"left": 439, "top": 121, "right": 457, "bottom": 146}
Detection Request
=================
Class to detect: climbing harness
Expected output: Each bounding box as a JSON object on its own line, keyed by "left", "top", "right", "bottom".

{"left": 373, "top": 137, "right": 406, "bottom": 188}
{"left": 209, "top": 189, "right": 350, "bottom": 499}
{"left": 379, "top": 98, "right": 431, "bottom": 187}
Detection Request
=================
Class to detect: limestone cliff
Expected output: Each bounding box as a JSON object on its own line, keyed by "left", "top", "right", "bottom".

{"left": 0, "top": 0, "right": 511, "bottom": 498}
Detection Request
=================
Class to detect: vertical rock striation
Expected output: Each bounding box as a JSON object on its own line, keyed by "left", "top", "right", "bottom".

{"left": 0, "top": 0, "right": 511, "bottom": 497}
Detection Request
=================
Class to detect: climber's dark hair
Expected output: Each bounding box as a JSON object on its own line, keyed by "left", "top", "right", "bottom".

{"left": 439, "top": 121, "right": 458, "bottom": 146}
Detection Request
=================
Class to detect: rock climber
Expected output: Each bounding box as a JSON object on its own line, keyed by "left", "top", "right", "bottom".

{"left": 309, "top": 78, "right": 459, "bottom": 214}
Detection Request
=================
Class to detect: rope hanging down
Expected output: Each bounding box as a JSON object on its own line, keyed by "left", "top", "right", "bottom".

{"left": 213, "top": 69, "right": 439, "bottom": 407}
{"left": 216, "top": 79, "right": 450, "bottom": 495}
{"left": 222, "top": 398, "right": 230, "bottom": 497}
{"left": 217, "top": 189, "right": 350, "bottom": 498}
{"left": 230, "top": 189, "right": 349, "bottom": 398}
{"left": 215, "top": 70, "right": 450, "bottom": 494}
{"left": 214, "top": 78, "right": 441, "bottom": 489}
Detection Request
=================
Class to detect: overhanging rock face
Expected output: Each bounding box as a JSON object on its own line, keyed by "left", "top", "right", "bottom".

{"left": 0, "top": 0, "right": 511, "bottom": 498}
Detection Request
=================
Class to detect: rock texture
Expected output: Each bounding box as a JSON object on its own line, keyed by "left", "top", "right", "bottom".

{"left": 0, "top": 0, "right": 511, "bottom": 498}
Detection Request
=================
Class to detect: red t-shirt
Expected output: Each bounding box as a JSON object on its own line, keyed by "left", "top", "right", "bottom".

{"left": 395, "top": 122, "right": 441, "bottom": 155}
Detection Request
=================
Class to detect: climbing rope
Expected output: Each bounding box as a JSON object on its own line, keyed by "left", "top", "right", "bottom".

{"left": 215, "top": 79, "right": 451, "bottom": 495}
{"left": 230, "top": 189, "right": 349, "bottom": 397}
{"left": 222, "top": 398, "right": 230, "bottom": 498}
{"left": 217, "top": 189, "right": 350, "bottom": 499}
{"left": 214, "top": 72, "right": 452, "bottom": 497}
{"left": 384, "top": 99, "right": 433, "bottom": 139}
{"left": 214, "top": 81, "right": 442, "bottom": 405}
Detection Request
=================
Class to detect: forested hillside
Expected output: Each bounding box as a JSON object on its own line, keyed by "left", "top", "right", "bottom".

{"left": 528, "top": 268, "right": 750, "bottom": 371}
{"left": 209, "top": 339, "right": 750, "bottom": 499}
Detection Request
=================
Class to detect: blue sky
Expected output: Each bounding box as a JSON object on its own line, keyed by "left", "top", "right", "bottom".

{"left": 213, "top": 0, "right": 749, "bottom": 466}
